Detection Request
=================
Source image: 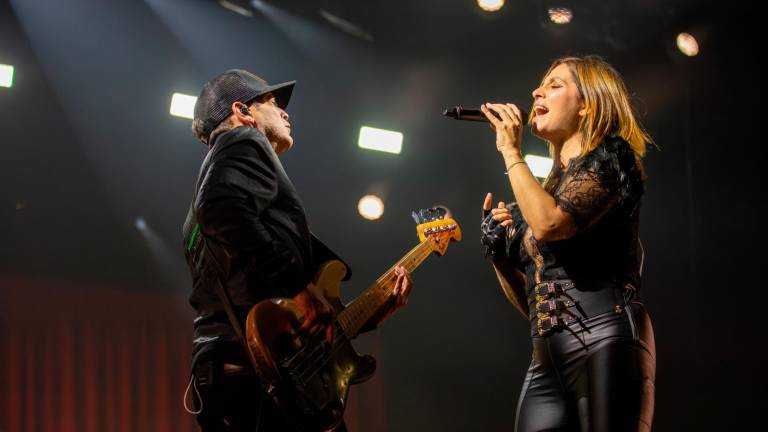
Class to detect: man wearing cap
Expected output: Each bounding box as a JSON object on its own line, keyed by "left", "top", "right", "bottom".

{"left": 181, "top": 70, "right": 413, "bottom": 431}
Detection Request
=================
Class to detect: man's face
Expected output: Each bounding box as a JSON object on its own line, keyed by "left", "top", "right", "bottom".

{"left": 252, "top": 93, "right": 293, "bottom": 154}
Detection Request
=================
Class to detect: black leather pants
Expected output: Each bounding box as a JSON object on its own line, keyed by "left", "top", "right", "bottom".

{"left": 515, "top": 302, "right": 656, "bottom": 432}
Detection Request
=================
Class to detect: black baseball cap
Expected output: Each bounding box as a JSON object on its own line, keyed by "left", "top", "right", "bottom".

{"left": 193, "top": 69, "right": 295, "bottom": 143}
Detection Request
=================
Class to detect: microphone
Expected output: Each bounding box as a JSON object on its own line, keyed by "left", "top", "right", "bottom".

{"left": 443, "top": 106, "right": 528, "bottom": 123}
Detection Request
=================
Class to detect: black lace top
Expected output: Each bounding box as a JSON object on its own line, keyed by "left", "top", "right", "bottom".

{"left": 490, "top": 134, "right": 644, "bottom": 298}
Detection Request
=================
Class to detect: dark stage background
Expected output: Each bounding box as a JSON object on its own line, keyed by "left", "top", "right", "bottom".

{"left": 1, "top": 0, "right": 765, "bottom": 430}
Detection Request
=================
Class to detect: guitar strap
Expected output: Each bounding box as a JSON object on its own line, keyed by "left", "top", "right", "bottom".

{"left": 205, "top": 240, "right": 262, "bottom": 375}
{"left": 185, "top": 142, "right": 274, "bottom": 394}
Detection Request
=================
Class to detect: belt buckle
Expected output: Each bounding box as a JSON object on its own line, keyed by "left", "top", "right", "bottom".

{"left": 535, "top": 282, "right": 557, "bottom": 301}
{"left": 536, "top": 298, "right": 557, "bottom": 314}
{"left": 543, "top": 298, "right": 575, "bottom": 312}
{"left": 537, "top": 315, "right": 561, "bottom": 336}
{"left": 538, "top": 280, "right": 568, "bottom": 295}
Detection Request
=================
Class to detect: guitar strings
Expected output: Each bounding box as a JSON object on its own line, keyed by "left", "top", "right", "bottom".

{"left": 291, "top": 244, "right": 432, "bottom": 383}
{"left": 291, "top": 241, "right": 435, "bottom": 383}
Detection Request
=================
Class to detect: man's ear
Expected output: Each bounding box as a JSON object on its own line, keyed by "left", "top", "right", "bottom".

{"left": 232, "top": 101, "right": 252, "bottom": 122}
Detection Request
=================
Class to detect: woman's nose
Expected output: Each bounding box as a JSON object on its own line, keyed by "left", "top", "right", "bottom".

{"left": 532, "top": 86, "right": 544, "bottom": 100}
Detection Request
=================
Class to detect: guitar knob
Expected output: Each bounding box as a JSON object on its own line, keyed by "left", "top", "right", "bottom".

{"left": 322, "top": 372, "right": 331, "bottom": 390}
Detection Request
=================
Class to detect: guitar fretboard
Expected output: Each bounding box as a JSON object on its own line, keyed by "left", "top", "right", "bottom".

{"left": 337, "top": 239, "right": 434, "bottom": 337}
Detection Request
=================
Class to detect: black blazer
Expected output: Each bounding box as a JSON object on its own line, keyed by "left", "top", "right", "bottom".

{"left": 182, "top": 126, "right": 349, "bottom": 365}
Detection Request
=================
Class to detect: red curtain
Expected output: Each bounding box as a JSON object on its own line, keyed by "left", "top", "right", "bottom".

{"left": 0, "top": 274, "right": 384, "bottom": 432}
{"left": 0, "top": 274, "right": 197, "bottom": 432}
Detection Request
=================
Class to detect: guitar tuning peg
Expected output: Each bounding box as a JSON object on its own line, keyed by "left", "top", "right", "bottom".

{"left": 414, "top": 207, "right": 450, "bottom": 224}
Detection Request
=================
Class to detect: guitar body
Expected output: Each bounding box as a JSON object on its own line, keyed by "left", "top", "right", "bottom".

{"left": 244, "top": 209, "right": 461, "bottom": 431}
{"left": 245, "top": 260, "right": 376, "bottom": 432}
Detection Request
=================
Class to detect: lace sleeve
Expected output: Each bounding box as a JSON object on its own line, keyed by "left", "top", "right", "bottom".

{"left": 554, "top": 137, "right": 643, "bottom": 231}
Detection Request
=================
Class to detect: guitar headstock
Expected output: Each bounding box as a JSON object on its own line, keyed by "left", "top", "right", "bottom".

{"left": 412, "top": 207, "right": 462, "bottom": 256}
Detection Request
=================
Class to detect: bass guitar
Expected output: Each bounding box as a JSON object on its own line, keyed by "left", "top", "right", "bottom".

{"left": 244, "top": 207, "right": 461, "bottom": 431}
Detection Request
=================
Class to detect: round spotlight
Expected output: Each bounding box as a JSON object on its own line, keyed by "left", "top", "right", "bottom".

{"left": 548, "top": 7, "right": 573, "bottom": 24}
{"left": 358, "top": 195, "right": 384, "bottom": 221}
{"left": 477, "top": 0, "right": 504, "bottom": 13}
{"left": 676, "top": 32, "right": 699, "bottom": 57}
{"left": 135, "top": 217, "right": 147, "bottom": 231}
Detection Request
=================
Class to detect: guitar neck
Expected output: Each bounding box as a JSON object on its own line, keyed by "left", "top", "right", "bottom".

{"left": 337, "top": 240, "right": 433, "bottom": 338}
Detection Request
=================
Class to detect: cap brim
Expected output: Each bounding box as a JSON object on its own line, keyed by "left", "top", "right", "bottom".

{"left": 262, "top": 80, "right": 295, "bottom": 109}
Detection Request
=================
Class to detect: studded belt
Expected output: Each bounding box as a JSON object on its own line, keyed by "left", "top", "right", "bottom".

{"left": 529, "top": 279, "right": 629, "bottom": 337}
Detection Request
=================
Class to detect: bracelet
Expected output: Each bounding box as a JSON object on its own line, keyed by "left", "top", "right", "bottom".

{"left": 504, "top": 160, "right": 527, "bottom": 174}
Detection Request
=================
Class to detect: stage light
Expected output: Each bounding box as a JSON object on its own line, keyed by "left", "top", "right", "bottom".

{"left": 320, "top": 10, "right": 375, "bottom": 42}
{"left": 358, "top": 126, "right": 403, "bottom": 155}
{"left": 477, "top": 0, "right": 504, "bottom": 12}
{"left": 219, "top": 0, "right": 254, "bottom": 17}
{"left": 135, "top": 217, "right": 147, "bottom": 231}
{"left": 0, "top": 64, "right": 14, "bottom": 88}
{"left": 548, "top": 7, "right": 573, "bottom": 24}
{"left": 676, "top": 32, "right": 699, "bottom": 57}
{"left": 170, "top": 93, "right": 197, "bottom": 119}
{"left": 358, "top": 195, "right": 384, "bottom": 221}
{"left": 524, "top": 154, "right": 553, "bottom": 179}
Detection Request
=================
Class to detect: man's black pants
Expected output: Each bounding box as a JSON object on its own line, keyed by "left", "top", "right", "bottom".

{"left": 192, "top": 361, "right": 348, "bottom": 432}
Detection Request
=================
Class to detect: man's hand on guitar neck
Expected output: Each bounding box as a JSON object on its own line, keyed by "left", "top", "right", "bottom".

{"left": 376, "top": 266, "right": 414, "bottom": 325}
{"left": 294, "top": 282, "right": 335, "bottom": 343}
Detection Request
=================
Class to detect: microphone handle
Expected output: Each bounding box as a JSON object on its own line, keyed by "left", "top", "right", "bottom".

{"left": 443, "top": 106, "right": 528, "bottom": 123}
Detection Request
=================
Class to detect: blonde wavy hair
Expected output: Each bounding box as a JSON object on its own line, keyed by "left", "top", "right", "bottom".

{"left": 536, "top": 55, "right": 652, "bottom": 169}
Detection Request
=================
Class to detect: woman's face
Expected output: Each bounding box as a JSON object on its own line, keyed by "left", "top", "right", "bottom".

{"left": 530, "top": 63, "right": 585, "bottom": 144}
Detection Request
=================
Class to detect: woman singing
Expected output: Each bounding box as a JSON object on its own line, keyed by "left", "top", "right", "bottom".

{"left": 480, "top": 55, "right": 656, "bottom": 431}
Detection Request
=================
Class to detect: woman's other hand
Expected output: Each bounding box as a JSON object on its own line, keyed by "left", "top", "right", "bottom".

{"left": 481, "top": 192, "right": 512, "bottom": 260}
